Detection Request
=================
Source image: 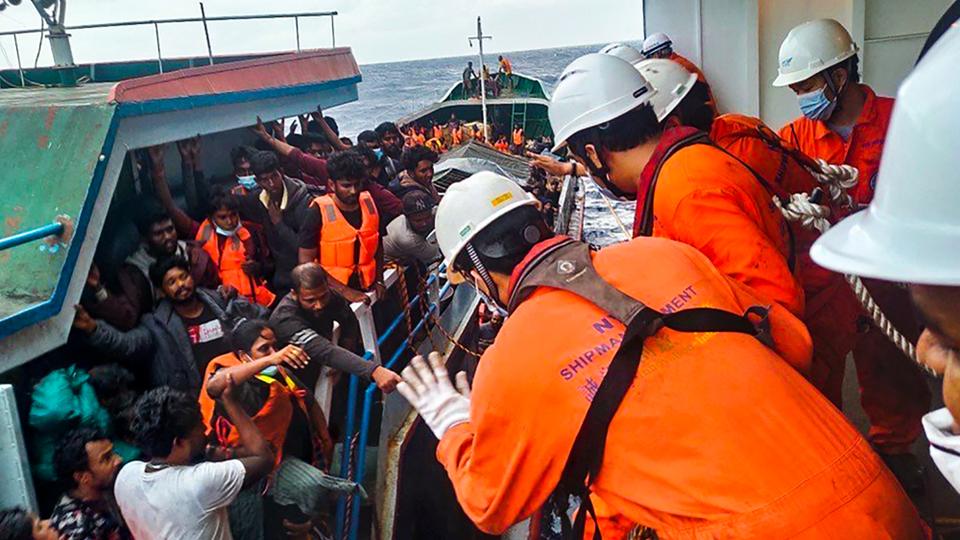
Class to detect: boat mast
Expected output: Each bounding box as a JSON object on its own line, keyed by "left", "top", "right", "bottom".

{"left": 468, "top": 16, "right": 492, "bottom": 142}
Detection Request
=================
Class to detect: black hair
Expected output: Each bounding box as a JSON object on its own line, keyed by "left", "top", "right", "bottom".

{"left": 357, "top": 130, "right": 379, "bottom": 145}
{"left": 567, "top": 103, "right": 662, "bottom": 168}
{"left": 230, "top": 146, "right": 253, "bottom": 168}
{"left": 327, "top": 150, "right": 368, "bottom": 182}
{"left": 324, "top": 116, "right": 340, "bottom": 136}
{"left": 228, "top": 318, "right": 271, "bottom": 356}
{"left": 249, "top": 150, "right": 280, "bottom": 176}
{"left": 672, "top": 80, "right": 715, "bottom": 132}
{"left": 88, "top": 364, "right": 138, "bottom": 441}
{"left": 0, "top": 508, "right": 32, "bottom": 540}
{"left": 401, "top": 145, "right": 439, "bottom": 172}
{"left": 133, "top": 200, "right": 172, "bottom": 237}
{"left": 208, "top": 185, "right": 240, "bottom": 215}
{"left": 354, "top": 145, "right": 380, "bottom": 168}
{"left": 149, "top": 255, "right": 190, "bottom": 290}
{"left": 453, "top": 205, "right": 553, "bottom": 275}
{"left": 832, "top": 55, "right": 860, "bottom": 84}
{"left": 290, "top": 262, "right": 329, "bottom": 292}
{"left": 54, "top": 427, "right": 108, "bottom": 489}
{"left": 131, "top": 387, "right": 202, "bottom": 459}
{"left": 375, "top": 122, "right": 401, "bottom": 139}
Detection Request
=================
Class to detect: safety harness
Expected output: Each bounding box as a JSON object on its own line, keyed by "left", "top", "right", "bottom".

{"left": 507, "top": 238, "right": 774, "bottom": 539}
{"left": 634, "top": 130, "right": 798, "bottom": 272}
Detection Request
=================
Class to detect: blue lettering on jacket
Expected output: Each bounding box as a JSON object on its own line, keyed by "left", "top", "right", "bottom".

{"left": 661, "top": 285, "right": 697, "bottom": 314}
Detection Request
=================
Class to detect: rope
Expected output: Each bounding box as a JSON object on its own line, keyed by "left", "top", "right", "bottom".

{"left": 391, "top": 264, "right": 419, "bottom": 356}
{"left": 416, "top": 266, "right": 481, "bottom": 358}
{"left": 807, "top": 158, "right": 859, "bottom": 208}
{"left": 773, "top": 176, "right": 933, "bottom": 375}
{"left": 773, "top": 192, "right": 832, "bottom": 234}
{"left": 342, "top": 432, "right": 360, "bottom": 534}
{"left": 597, "top": 187, "right": 631, "bottom": 242}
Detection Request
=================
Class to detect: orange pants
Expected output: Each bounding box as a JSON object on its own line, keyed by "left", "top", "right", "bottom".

{"left": 805, "top": 278, "right": 930, "bottom": 454}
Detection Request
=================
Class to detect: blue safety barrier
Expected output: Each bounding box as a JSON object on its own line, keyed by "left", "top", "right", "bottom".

{"left": 0, "top": 222, "right": 64, "bottom": 251}
{"left": 335, "top": 266, "right": 449, "bottom": 540}
{"left": 348, "top": 280, "right": 453, "bottom": 540}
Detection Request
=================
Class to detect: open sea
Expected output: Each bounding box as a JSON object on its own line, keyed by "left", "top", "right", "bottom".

{"left": 332, "top": 42, "right": 641, "bottom": 245}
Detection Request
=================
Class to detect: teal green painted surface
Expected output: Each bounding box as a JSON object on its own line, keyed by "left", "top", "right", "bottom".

{"left": 412, "top": 102, "right": 552, "bottom": 140}
{"left": 0, "top": 53, "right": 278, "bottom": 89}
{"left": 444, "top": 74, "right": 549, "bottom": 101}
{"left": 0, "top": 101, "right": 115, "bottom": 319}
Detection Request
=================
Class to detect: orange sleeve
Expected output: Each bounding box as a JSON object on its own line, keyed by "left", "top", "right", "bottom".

{"left": 667, "top": 188, "right": 805, "bottom": 318}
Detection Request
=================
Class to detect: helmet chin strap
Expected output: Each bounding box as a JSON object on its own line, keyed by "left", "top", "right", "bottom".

{"left": 584, "top": 152, "right": 633, "bottom": 201}
{"left": 465, "top": 243, "right": 509, "bottom": 317}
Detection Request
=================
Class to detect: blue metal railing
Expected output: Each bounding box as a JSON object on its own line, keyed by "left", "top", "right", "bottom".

{"left": 0, "top": 223, "right": 64, "bottom": 252}
{"left": 334, "top": 267, "right": 448, "bottom": 540}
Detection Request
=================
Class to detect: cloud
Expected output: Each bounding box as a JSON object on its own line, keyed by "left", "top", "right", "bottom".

{"left": 0, "top": 0, "right": 642, "bottom": 67}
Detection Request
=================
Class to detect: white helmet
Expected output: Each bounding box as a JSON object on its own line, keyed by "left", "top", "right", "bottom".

{"left": 435, "top": 171, "right": 539, "bottom": 271}
{"left": 772, "top": 19, "right": 858, "bottom": 87}
{"left": 634, "top": 59, "right": 699, "bottom": 121}
{"left": 548, "top": 53, "right": 657, "bottom": 152}
{"left": 811, "top": 27, "right": 960, "bottom": 285}
{"left": 641, "top": 32, "right": 672, "bottom": 57}
{"left": 599, "top": 42, "right": 644, "bottom": 65}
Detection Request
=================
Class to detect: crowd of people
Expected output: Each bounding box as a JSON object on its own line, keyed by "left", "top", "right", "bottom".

{"left": 2, "top": 103, "right": 482, "bottom": 538}
{"left": 6, "top": 13, "right": 960, "bottom": 540}
{"left": 395, "top": 18, "right": 960, "bottom": 540}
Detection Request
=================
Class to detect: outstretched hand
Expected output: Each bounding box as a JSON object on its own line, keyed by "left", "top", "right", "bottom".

{"left": 396, "top": 352, "right": 471, "bottom": 439}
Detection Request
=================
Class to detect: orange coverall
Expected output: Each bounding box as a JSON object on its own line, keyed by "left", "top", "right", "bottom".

{"left": 634, "top": 128, "right": 805, "bottom": 318}
{"left": 779, "top": 85, "right": 930, "bottom": 453}
{"left": 436, "top": 236, "right": 925, "bottom": 538}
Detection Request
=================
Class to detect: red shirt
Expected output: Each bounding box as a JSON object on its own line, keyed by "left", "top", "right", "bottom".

{"left": 778, "top": 85, "right": 894, "bottom": 207}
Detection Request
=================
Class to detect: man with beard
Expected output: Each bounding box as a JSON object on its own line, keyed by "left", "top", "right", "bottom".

{"left": 374, "top": 122, "right": 404, "bottom": 182}
{"left": 299, "top": 151, "right": 385, "bottom": 304}
{"left": 50, "top": 428, "right": 130, "bottom": 540}
{"left": 383, "top": 191, "right": 440, "bottom": 266}
{"left": 126, "top": 205, "right": 219, "bottom": 300}
{"left": 74, "top": 256, "right": 267, "bottom": 395}
{"left": 270, "top": 262, "right": 401, "bottom": 391}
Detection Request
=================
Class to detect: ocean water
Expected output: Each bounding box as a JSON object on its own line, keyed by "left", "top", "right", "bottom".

{"left": 332, "top": 41, "right": 642, "bottom": 139}
{"left": 331, "top": 42, "right": 642, "bottom": 245}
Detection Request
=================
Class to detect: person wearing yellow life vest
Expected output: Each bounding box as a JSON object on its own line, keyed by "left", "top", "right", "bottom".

{"left": 299, "top": 150, "right": 384, "bottom": 305}
{"left": 196, "top": 186, "right": 276, "bottom": 308}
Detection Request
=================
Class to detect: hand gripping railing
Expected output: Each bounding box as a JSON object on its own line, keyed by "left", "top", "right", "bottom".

{"left": 333, "top": 267, "right": 446, "bottom": 539}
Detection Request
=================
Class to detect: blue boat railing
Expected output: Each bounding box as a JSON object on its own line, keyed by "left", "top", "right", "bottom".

{"left": 328, "top": 264, "right": 452, "bottom": 540}
{"left": 0, "top": 223, "right": 65, "bottom": 252}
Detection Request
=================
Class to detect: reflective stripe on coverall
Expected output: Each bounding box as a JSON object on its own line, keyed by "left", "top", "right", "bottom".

{"left": 435, "top": 236, "right": 925, "bottom": 538}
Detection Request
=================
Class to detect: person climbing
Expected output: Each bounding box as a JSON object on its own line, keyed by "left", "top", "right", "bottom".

{"left": 548, "top": 53, "right": 804, "bottom": 319}
{"left": 774, "top": 18, "right": 931, "bottom": 490}
{"left": 397, "top": 171, "right": 926, "bottom": 538}
{"left": 463, "top": 61, "right": 478, "bottom": 98}
{"left": 807, "top": 26, "right": 960, "bottom": 496}
{"left": 641, "top": 32, "right": 717, "bottom": 112}
{"left": 497, "top": 55, "right": 513, "bottom": 91}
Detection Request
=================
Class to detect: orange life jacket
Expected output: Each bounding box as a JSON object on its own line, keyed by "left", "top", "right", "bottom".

{"left": 311, "top": 192, "right": 380, "bottom": 289}
{"left": 436, "top": 236, "right": 925, "bottom": 538}
{"left": 433, "top": 125, "right": 443, "bottom": 140}
{"left": 196, "top": 220, "right": 275, "bottom": 307}
{"left": 512, "top": 128, "right": 523, "bottom": 146}
{"left": 452, "top": 127, "right": 463, "bottom": 145}
{"left": 199, "top": 353, "right": 309, "bottom": 468}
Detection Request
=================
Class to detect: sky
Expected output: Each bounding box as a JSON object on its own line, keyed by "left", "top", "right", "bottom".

{"left": 0, "top": 0, "right": 643, "bottom": 68}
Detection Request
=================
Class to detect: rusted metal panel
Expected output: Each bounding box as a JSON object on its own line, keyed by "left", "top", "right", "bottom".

{"left": 0, "top": 101, "right": 115, "bottom": 322}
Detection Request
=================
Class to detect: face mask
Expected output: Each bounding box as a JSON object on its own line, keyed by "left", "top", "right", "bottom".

{"left": 471, "top": 276, "right": 509, "bottom": 319}
{"left": 215, "top": 224, "right": 239, "bottom": 237}
{"left": 797, "top": 86, "right": 838, "bottom": 121}
{"left": 259, "top": 365, "right": 279, "bottom": 378}
{"left": 373, "top": 148, "right": 384, "bottom": 160}
{"left": 237, "top": 175, "right": 258, "bottom": 190}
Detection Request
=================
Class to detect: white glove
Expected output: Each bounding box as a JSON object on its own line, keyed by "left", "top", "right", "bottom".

{"left": 397, "top": 352, "right": 471, "bottom": 439}
{"left": 923, "top": 408, "right": 960, "bottom": 494}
